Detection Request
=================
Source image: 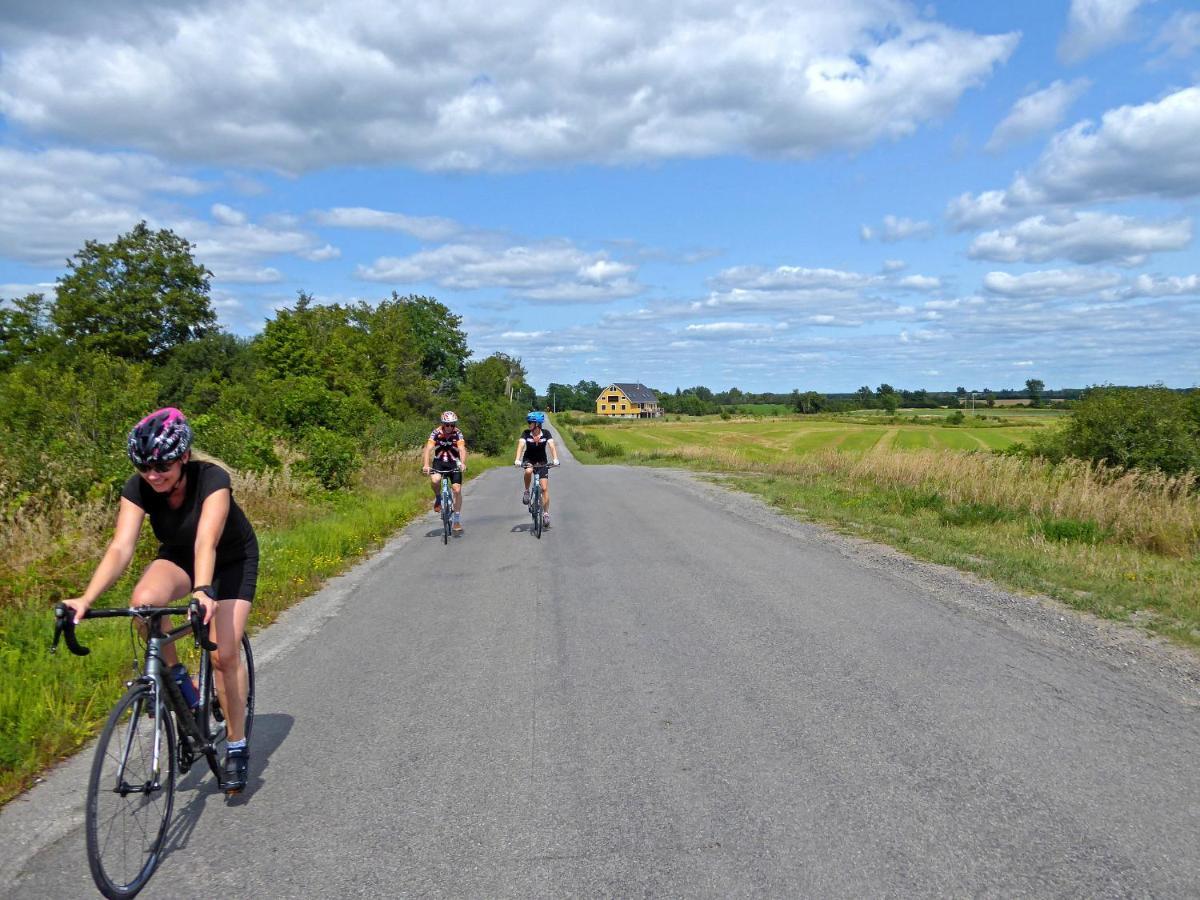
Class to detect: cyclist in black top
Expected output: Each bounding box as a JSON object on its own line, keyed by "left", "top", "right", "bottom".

{"left": 64, "top": 408, "right": 257, "bottom": 791}
{"left": 515, "top": 411, "right": 560, "bottom": 527}
{"left": 422, "top": 410, "right": 468, "bottom": 533}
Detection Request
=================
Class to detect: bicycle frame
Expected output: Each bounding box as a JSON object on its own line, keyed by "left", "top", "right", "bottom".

{"left": 54, "top": 605, "right": 223, "bottom": 779}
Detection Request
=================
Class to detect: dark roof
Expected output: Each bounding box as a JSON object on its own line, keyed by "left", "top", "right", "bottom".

{"left": 602, "top": 382, "right": 658, "bottom": 404}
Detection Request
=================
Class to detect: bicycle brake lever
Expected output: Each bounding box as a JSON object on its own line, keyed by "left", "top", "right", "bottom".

{"left": 188, "top": 602, "right": 219, "bottom": 652}
{"left": 52, "top": 604, "right": 91, "bottom": 656}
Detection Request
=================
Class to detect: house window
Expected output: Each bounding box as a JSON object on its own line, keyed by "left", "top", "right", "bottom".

{"left": 608, "top": 395, "right": 619, "bottom": 403}
{"left": 600, "top": 404, "right": 606, "bottom": 410}
{"left": 620, "top": 404, "right": 626, "bottom": 410}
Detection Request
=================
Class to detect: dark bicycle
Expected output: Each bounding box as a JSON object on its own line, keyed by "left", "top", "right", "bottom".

{"left": 51, "top": 602, "right": 255, "bottom": 899}
{"left": 517, "top": 462, "right": 552, "bottom": 538}
{"left": 432, "top": 461, "right": 463, "bottom": 544}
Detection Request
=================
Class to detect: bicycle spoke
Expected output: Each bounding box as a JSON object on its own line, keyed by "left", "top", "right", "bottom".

{"left": 87, "top": 684, "right": 175, "bottom": 898}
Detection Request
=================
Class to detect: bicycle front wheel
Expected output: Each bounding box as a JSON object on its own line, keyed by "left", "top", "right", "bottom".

{"left": 86, "top": 682, "right": 175, "bottom": 899}
{"left": 532, "top": 492, "right": 542, "bottom": 539}
{"left": 200, "top": 633, "right": 256, "bottom": 781}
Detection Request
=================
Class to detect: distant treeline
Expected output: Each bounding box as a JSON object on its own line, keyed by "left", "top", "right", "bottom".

{"left": 542, "top": 380, "right": 1088, "bottom": 417}
{"left": 0, "top": 222, "right": 533, "bottom": 502}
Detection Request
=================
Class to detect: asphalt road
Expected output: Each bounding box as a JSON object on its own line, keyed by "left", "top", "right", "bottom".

{"left": 5, "top": 433, "right": 1199, "bottom": 897}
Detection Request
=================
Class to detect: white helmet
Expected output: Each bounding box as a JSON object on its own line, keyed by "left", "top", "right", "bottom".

{"left": 440, "top": 410, "right": 458, "bottom": 424}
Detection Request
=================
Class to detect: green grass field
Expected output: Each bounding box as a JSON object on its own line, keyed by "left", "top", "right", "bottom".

{"left": 570, "top": 414, "right": 1050, "bottom": 458}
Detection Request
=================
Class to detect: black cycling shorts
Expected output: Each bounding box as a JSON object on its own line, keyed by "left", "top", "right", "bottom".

{"left": 156, "top": 541, "right": 259, "bottom": 602}
{"left": 524, "top": 462, "right": 551, "bottom": 479}
{"left": 431, "top": 460, "right": 463, "bottom": 484}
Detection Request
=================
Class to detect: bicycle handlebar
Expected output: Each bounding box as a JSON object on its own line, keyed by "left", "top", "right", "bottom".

{"left": 51, "top": 601, "right": 217, "bottom": 656}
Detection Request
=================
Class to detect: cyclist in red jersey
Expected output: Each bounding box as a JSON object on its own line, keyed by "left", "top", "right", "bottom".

{"left": 422, "top": 410, "right": 468, "bottom": 533}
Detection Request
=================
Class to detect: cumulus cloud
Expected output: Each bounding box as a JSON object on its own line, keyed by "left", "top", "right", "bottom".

{"left": 1059, "top": 0, "right": 1148, "bottom": 64}
{"left": 0, "top": 146, "right": 208, "bottom": 266}
{"left": 968, "top": 212, "right": 1193, "bottom": 266}
{"left": 983, "top": 268, "right": 1123, "bottom": 298}
{"left": 312, "top": 207, "right": 462, "bottom": 241}
{"left": 985, "top": 79, "right": 1090, "bottom": 152}
{"left": 860, "top": 214, "right": 934, "bottom": 243}
{"left": 948, "top": 87, "right": 1200, "bottom": 227}
{"left": 0, "top": 0, "right": 1017, "bottom": 172}
{"left": 356, "top": 238, "right": 642, "bottom": 302}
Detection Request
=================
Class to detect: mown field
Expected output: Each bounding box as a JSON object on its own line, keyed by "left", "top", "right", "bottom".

{"left": 560, "top": 412, "right": 1200, "bottom": 651}
{"left": 576, "top": 413, "right": 1051, "bottom": 459}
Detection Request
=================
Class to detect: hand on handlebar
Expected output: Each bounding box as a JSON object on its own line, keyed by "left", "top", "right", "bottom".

{"left": 62, "top": 597, "right": 90, "bottom": 625}
{"left": 191, "top": 590, "right": 217, "bottom": 625}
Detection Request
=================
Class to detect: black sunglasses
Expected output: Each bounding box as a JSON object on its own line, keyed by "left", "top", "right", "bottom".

{"left": 135, "top": 461, "right": 176, "bottom": 473}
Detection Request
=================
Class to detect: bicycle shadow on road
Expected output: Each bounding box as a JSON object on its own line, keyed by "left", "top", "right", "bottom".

{"left": 163, "top": 712, "right": 294, "bottom": 852}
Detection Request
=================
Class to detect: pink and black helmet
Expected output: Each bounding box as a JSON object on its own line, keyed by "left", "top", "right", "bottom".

{"left": 127, "top": 408, "right": 193, "bottom": 466}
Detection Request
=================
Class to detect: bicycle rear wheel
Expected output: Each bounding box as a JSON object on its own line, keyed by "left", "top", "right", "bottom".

{"left": 199, "top": 633, "right": 256, "bottom": 782}
{"left": 86, "top": 682, "right": 175, "bottom": 899}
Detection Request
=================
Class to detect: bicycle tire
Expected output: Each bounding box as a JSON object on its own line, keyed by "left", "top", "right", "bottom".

{"left": 532, "top": 486, "right": 542, "bottom": 539}
{"left": 86, "top": 682, "right": 175, "bottom": 899}
{"left": 199, "top": 633, "right": 256, "bottom": 782}
{"left": 442, "top": 483, "right": 452, "bottom": 544}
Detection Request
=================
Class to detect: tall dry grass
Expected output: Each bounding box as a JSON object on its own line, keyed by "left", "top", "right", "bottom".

{"left": 637, "top": 445, "right": 1200, "bottom": 557}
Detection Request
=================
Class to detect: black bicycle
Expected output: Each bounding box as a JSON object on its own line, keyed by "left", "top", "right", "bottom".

{"left": 52, "top": 602, "right": 255, "bottom": 899}
{"left": 432, "top": 462, "right": 462, "bottom": 544}
{"left": 518, "top": 461, "right": 554, "bottom": 538}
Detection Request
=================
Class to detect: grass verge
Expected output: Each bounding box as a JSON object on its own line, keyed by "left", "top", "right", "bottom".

{"left": 0, "top": 454, "right": 503, "bottom": 806}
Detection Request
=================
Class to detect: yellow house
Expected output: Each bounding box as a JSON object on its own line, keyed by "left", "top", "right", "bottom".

{"left": 595, "top": 383, "right": 662, "bottom": 418}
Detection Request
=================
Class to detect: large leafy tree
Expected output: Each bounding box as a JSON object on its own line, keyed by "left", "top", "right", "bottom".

{"left": 53, "top": 222, "right": 216, "bottom": 362}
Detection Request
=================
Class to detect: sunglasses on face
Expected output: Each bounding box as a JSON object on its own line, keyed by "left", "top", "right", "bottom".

{"left": 135, "top": 461, "right": 176, "bottom": 473}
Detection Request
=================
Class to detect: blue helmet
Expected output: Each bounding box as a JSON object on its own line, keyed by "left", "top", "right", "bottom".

{"left": 527, "top": 411, "right": 545, "bottom": 425}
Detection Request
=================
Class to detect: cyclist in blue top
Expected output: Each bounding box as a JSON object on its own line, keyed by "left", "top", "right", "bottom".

{"left": 515, "top": 411, "right": 560, "bottom": 527}
{"left": 422, "top": 410, "right": 468, "bottom": 533}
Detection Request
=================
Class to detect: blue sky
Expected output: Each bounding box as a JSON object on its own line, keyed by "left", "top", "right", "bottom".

{"left": 1, "top": 0, "right": 1198, "bottom": 394}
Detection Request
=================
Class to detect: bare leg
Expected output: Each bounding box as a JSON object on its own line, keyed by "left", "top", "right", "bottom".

{"left": 541, "top": 476, "right": 551, "bottom": 513}
{"left": 129, "top": 559, "right": 192, "bottom": 669}
{"left": 209, "top": 598, "right": 252, "bottom": 744}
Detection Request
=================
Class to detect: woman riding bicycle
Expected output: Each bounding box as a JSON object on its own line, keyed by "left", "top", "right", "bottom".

{"left": 515, "top": 411, "right": 560, "bottom": 527}
{"left": 63, "top": 408, "right": 258, "bottom": 792}
{"left": 422, "top": 410, "right": 468, "bottom": 533}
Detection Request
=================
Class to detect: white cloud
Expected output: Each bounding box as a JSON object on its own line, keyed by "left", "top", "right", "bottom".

{"left": 0, "top": 0, "right": 1017, "bottom": 172}
{"left": 1105, "top": 273, "right": 1200, "bottom": 299}
{"left": 986, "top": 79, "right": 1090, "bottom": 152}
{"left": 897, "top": 274, "right": 942, "bottom": 291}
{"left": 1150, "top": 11, "right": 1200, "bottom": 60}
{"left": 312, "top": 207, "right": 462, "bottom": 241}
{"left": 711, "top": 265, "right": 878, "bottom": 292}
{"left": 1058, "top": 0, "right": 1148, "bottom": 64}
{"left": 861, "top": 214, "right": 935, "bottom": 243}
{"left": 951, "top": 87, "right": 1200, "bottom": 225}
{"left": 968, "top": 212, "right": 1192, "bottom": 266}
{"left": 301, "top": 243, "right": 341, "bottom": 261}
{"left": 357, "top": 238, "right": 641, "bottom": 302}
{"left": 983, "top": 268, "right": 1123, "bottom": 298}
{"left": 0, "top": 146, "right": 205, "bottom": 266}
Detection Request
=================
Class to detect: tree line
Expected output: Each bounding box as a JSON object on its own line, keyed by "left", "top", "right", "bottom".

{"left": 0, "top": 223, "right": 534, "bottom": 501}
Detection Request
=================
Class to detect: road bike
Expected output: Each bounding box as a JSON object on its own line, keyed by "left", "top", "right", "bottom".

{"left": 517, "top": 461, "right": 556, "bottom": 539}
{"left": 430, "top": 462, "right": 461, "bottom": 544}
{"left": 51, "top": 601, "right": 255, "bottom": 899}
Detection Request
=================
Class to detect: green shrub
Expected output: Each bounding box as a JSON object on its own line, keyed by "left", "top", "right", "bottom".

{"left": 0, "top": 352, "right": 158, "bottom": 502}
{"left": 1030, "top": 385, "right": 1200, "bottom": 475}
{"left": 295, "top": 427, "right": 360, "bottom": 490}
{"left": 189, "top": 411, "right": 280, "bottom": 473}
{"left": 595, "top": 439, "right": 626, "bottom": 459}
{"left": 1038, "top": 517, "right": 1107, "bottom": 544}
